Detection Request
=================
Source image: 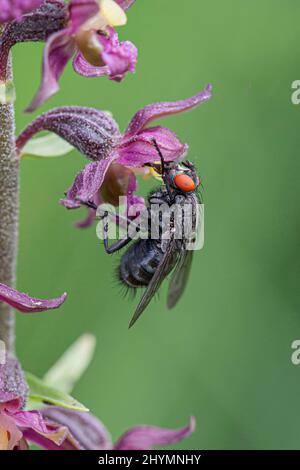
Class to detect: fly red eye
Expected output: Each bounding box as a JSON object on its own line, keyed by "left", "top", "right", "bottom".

{"left": 174, "top": 174, "right": 196, "bottom": 192}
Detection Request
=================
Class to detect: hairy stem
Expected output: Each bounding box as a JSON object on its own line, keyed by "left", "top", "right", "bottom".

{"left": 0, "top": 41, "right": 18, "bottom": 354}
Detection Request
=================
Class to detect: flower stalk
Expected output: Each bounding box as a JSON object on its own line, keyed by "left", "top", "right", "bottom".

{"left": 0, "top": 28, "right": 18, "bottom": 354}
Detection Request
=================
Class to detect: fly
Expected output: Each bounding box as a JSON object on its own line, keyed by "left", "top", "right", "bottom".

{"left": 82, "top": 140, "right": 202, "bottom": 328}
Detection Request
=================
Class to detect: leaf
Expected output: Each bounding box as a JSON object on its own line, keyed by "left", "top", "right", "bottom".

{"left": 25, "top": 397, "right": 47, "bottom": 411}
{"left": 25, "top": 372, "right": 89, "bottom": 412}
{"left": 0, "top": 80, "right": 16, "bottom": 105}
{"left": 43, "top": 334, "right": 96, "bottom": 394}
{"left": 21, "top": 133, "right": 74, "bottom": 160}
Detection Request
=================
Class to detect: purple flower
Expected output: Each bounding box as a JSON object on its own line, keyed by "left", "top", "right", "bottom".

{"left": 0, "top": 0, "right": 44, "bottom": 23}
{"left": 0, "top": 354, "right": 195, "bottom": 451}
{"left": 16, "top": 85, "right": 212, "bottom": 228}
{"left": 27, "top": 0, "right": 137, "bottom": 111}
{"left": 41, "top": 407, "right": 196, "bottom": 450}
{"left": 0, "top": 282, "right": 67, "bottom": 313}
{"left": 0, "top": 356, "right": 81, "bottom": 450}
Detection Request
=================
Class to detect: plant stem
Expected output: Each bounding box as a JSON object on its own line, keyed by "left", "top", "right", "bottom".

{"left": 0, "top": 38, "right": 18, "bottom": 354}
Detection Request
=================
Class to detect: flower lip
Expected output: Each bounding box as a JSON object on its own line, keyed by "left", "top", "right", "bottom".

{"left": 73, "top": 26, "right": 137, "bottom": 80}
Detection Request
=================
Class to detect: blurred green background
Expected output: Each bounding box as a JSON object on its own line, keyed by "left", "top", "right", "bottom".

{"left": 11, "top": 0, "right": 300, "bottom": 449}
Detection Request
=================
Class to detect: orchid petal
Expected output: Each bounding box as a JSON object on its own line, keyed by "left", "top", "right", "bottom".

{"left": 0, "top": 0, "right": 44, "bottom": 23}
{"left": 0, "top": 414, "right": 23, "bottom": 450}
{"left": 13, "top": 410, "right": 50, "bottom": 434}
{"left": 115, "top": 0, "right": 136, "bottom": 10}
{"left": 125, "top": 85, "right": 212, "bottom": 137}
{"left": 22, "top": 424, "right": 80, "bottom": 450}
{"left": 0, "top": 282, "right": 67, "bottom": 313}
{"left": 26, "top": 29, "right": 76, "bottom": 112}
{"left": 69, "top": 0, "right": 99, "bottom": 34}
{"left": 60, "top": 170, "right": 84, "bottom": 210}
{"left": 13, "top": 409, "right": 77, "bottom": 450}
{"left": 115, "top": 417, "right": 196, "bottom": 450}
{"left": 41, "top": 408, "right": 113, "bottom": 450}
{"left": 20, "top": 415, "right": 80, "bottom": 450}
{"left": 14, "top": 437, "right": 29, "bottom": 450}
{"left": 63, "top": 163, "right": 145, "bottom": 223}
{"left": 78, "top": 159, "right": 117, "bottom": 202}
{"left": 13, "top": 410, "right": 75, "bottom": 451}
{"left": 17, "top": 107, "right": 120, "bottom": 161}
{"left": 118, "top": 126, "right": 188, "bottom": 167}
{"left": 62, "top": 157, "right": 117, "bottom": 206}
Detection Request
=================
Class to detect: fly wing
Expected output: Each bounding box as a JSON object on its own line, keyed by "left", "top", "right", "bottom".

{"left": 129, "top": 239, "right": 176, "bottom": 329}
{"left": 167, "top": 248, "right": 194, "bottom": 309}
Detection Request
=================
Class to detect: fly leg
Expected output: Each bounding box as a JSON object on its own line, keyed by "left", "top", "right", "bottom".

{"left": 102, "top": 218, "right": 132, "bottom": 254}
{"left": 102, "top": 212, "right": 144, "bottom": 254}
{"left": 151, "top": 139, "right": 172, "bottom": 201}
{"left": 76, "top": 199, "right": 139, "bottom": 229}
{"left": 75, "top": 199, "right": 141, "bottom": 254}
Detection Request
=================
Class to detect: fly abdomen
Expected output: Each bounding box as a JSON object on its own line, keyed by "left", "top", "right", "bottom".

{"left": 119, "top": 239, "right": 163, "bottom": 288}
